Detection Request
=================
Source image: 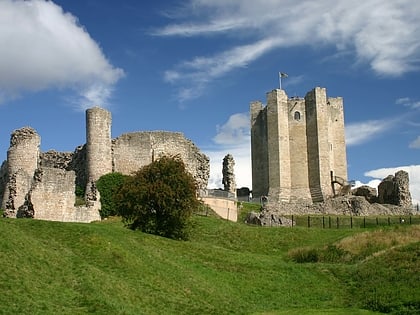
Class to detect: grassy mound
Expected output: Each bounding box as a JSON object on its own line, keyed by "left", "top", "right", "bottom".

{"left": 0, "top": 215, "right": 418, "bottom": 314}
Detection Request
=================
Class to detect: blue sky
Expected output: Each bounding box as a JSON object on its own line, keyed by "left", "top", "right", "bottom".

{"left": 1, "top": 0, "right": 420, "bottom": 203}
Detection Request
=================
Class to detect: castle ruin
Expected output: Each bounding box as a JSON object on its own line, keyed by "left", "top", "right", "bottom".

{"left": 0, "top": 107, "right": 210, "bottom": 222}
{"left": 250, "top": 87, "right": 348, "bottom": 208}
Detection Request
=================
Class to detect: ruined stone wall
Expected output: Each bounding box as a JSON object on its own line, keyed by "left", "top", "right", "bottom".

{"left": 40, "top": 146, "right": 87, "bottom": 192}
{"left": 112, "top": 131, "right": 210, "bottom": 191}
{"left": 378, "top": 170, "right": 412, "bottom": 207}
{"left": 222, "top": 154, "right": 236, "bottom": 195}
{"left": 2, "top": 106, "right": 209, "bottom": 223}
{"left": 29, "top": 167, "right": 100, "bottom": 222}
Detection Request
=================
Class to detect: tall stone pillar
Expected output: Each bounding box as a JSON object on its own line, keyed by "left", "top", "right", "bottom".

{"left": 250, "top": 101, "right": 268, "bottom": 199}
{"left": 222, "top": 154, "right": 236, "bottom": 197}
{"left": 305, "top": 87, "right": 330, "bottom": 201}
{"left": 85, "top": 107, "right": 112, "bottom": 206}
{"left": 85, "top": 107, "right": 113, "bottom": 183}
{"left": 266, "top": 89, "right": 291, "bottom": 203}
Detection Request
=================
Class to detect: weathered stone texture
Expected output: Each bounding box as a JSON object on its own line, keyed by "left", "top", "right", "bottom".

{"left": 378, "top": 170, "right": 412, "bottom": 207}
{"left": 112, "top": 131, "right": 209, "bottom": 191}
{"left": 86, "top": 107, "right": 113, "bottom": 183}
{"left": 251, "top": 87, "right": 348, "bottom": 207}
{"left": 222, "top": 154, "right": 236, "bottom": 195}
{"left": 245, "top": 208, "right": 293, "bottom": 227}
{"left": 1, "top": 127, "right": 40, "bottom": 212}
{"left": 352, "top": 185, "right": 378, "bottom": 203}
{"left": 0, "top": 106, "right": 209, "bottom": 223}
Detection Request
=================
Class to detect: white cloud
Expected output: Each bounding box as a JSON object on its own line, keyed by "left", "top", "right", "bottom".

{"left": 409, "top": 136, "right": 420, "bottom": 149}
{"left": 156, "top": 0, "right": 420, "bottom": 101}
{"left": 396, "top": 97, "right": 420, "bottom": 109}
{"left": 163, "top": 37, "right": 283, "bottom": 102}
{"left": 345, "top": 118, "right": 397, "bottom": 146}
{"left": 213, "top": 113, "right": 250, "bottom": 145}
{"left": 364, "top": 165, "right": 420, "bottom": 205}
{"left": 0, "top": 0, "right": 124, "bottom": 109}
{"left": 204, "top": 112, "right": 252, "bottom": 189}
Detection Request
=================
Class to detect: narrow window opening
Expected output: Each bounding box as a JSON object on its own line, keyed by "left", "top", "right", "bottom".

{"left": 294, "top": 111, "right": 301, "bottom": 121}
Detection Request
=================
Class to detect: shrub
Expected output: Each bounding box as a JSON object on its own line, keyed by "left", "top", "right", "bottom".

{"left": 96, "top": 172, "right": 128, "bottom": 218}
{"left": 287, "top": 247, "right": 319, "bottom": 263}
{"left": 115, "top": 155, "right": 201, "bottom": 240}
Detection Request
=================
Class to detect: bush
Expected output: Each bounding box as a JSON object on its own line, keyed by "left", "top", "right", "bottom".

{"left": 115, "top": 155, "right": 201, "bottom": 240}
{"left": 287, "top": 247, "right": 319, "bottom": 263}
{"left": 96, "top": 172, "right": 128, "bottom": 218}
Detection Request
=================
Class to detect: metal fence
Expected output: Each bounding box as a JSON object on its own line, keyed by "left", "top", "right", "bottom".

{"left": 287, "top": 215, "right": 420, "bottom": 229}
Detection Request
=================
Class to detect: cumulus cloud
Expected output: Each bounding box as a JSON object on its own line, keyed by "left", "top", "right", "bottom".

{"left": 0, "top": 0, "right": 124, "bottom": 109}
{"left": 204, "top": 112, "right": 251, "bottom": 189}
{"left": 155, "top": 0, "right": 420, "bottom": 101}
{"left": 345, "top": 118, "right": 398, "bottom": 146}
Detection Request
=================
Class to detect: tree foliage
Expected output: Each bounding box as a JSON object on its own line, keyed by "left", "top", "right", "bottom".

{"left": 115, "top": 155, "right": 201, "bottom": 240}
{"left": 96, "top": 172, "right": 128, "bottom": 218}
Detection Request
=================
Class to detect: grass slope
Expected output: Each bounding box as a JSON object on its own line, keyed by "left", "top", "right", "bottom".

{"left": 0, "top": 216, "right": 418, "bottom": 315}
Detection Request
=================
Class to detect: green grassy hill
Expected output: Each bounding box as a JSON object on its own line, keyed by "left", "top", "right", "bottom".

{"left": 0, "top": 215, "right": 418, "bottom": 314}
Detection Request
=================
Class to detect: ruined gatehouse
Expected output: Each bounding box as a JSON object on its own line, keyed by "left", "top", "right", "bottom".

{"left": 0, "top": 107, "right": 210, "bottom": 222}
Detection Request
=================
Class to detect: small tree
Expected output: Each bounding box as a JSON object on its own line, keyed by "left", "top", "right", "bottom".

{"left": 115, "top": 155, "right": 201, "bottom": 240}
{"left": 96, "top": 172, "right": 128, "bottom": 218}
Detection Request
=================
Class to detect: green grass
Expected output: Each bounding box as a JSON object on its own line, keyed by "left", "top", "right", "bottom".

{"left": 0, "top": 215, "right": 418, "bottom": 314}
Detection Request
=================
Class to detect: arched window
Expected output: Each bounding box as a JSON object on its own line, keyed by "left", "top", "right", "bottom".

{"left": 294, "top": 111, "right": 301, "bottom": 121}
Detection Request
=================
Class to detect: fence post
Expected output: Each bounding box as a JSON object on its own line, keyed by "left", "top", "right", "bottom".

{"left": 291, "top": 215, "right": 294, "bottom": 228}
{"left": 307, "top": 215, "right": 310, "bottom": 228}
{"left": 363, "top": 217, "right": 366, "bottom": 228}
{"left": 350, "top": 216, "right": 353, "bottom": 229}
{"left": 336, "top": 217, "right": 339, "bottom": 229}
{"left": 388, "top": 217, "right": 390, "bottom": 226}
{"left": 329, "top": 216, "right": 331, "bottom": 229}
{"left": 376, "top": 217, "right": 379, "bottom": 226}
{"left": 322, "top": 216, "right": 325, "bottom": 229}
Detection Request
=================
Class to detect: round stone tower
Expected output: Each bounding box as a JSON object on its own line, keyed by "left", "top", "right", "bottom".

{"left": 2, "top": 127, "right": 40, "bottom": 212}
{"left": 85, "top": 107, "right": 113, "bottom": 183}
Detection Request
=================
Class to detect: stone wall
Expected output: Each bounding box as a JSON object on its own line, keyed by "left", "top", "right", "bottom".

{"left": 112, "top": 131, "right": 209, "bottom": 191}
{"left": 29, "top": 167, "right": 100, "bottom": 222}
{"left": 0, "top": 107, "right": 210, "bottom": 223}
{"left": 378, "top": 170, "right": 412, "bottom": 207}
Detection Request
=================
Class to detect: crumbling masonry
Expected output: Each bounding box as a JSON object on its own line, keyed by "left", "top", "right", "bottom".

{"left": 0, "top": 107, "right": 210, "bottom": 222}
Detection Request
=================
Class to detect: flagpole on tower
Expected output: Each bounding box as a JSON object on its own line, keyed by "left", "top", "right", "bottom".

{"left": 279, "top": 72, "right": 288, "bottom": 90}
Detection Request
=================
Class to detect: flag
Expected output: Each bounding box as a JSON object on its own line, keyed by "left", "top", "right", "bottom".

{"left": 280, "top": 72, "right": 288, "bottom": 78}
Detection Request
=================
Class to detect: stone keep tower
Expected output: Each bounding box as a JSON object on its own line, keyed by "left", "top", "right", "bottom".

{"left": 250, "top": 87, "right": 347, "bottom": 204}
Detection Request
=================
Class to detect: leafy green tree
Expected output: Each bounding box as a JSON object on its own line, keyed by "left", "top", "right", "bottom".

{"left": 115, "top": 155, "right": 201, "bottom": 240}
{"left": 96, "top": 172, "right": 128, "bottom": 218}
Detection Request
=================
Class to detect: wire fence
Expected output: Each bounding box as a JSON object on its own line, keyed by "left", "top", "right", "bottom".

{"left": 286, "top": 215, "right": 420, "bottom": 229}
